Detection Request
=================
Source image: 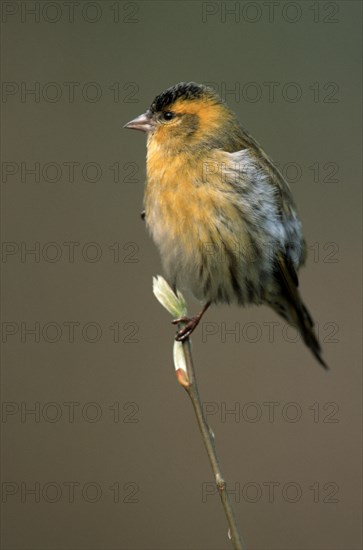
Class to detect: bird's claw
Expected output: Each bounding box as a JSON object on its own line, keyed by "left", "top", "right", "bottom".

{"left": 171, "top": 316, "right": 189, "bottom": 325}
{"left": 172, "top": 316, "right": 200, "bottom": 341}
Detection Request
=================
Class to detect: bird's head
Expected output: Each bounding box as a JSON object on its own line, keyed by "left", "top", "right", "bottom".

{"left": 124, "top": 82, "right": 240, "bottom": 153}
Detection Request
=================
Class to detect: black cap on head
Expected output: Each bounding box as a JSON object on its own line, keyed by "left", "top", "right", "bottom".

{"left": 149, "top": 82, "right": 220, "bottom": 114}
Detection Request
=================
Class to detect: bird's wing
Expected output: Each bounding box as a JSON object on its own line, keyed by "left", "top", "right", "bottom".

{"left": 232, "top": 125, "right": 299, "bottom": 221}
{"left": 226, "top": 126, "right": 307, "bottom": 267}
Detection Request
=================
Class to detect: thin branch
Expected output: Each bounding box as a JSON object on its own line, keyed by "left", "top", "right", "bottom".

{"left": 153, "top": 276, "right": 247, "bottom": 549}
{"left": 181, "top": 338, "right": 246, "bottom": 550}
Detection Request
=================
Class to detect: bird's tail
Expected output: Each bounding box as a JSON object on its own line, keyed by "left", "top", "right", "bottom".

{"left": 273, "top": 254, "right": 329, "bottom": 370}
{"left": 285, "top": 298, "right": 328, "bottom": 369}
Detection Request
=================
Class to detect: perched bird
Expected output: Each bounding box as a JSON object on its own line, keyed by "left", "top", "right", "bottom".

{"left": 124, "top": 82, "right": 328, "bottom": 368}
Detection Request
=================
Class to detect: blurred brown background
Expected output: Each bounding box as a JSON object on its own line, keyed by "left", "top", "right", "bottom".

{"left": 1, "top": 1, "right": 362, "bottom": 549}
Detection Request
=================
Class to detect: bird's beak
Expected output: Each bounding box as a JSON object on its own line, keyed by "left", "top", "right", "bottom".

{"left": 123, "top": 111, "right": 155, "bottom": 133}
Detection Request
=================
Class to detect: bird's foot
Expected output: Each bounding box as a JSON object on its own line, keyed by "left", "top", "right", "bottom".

{"left": 172, "top": 302, "right": 211, "bottom": 341}
{"left": 172, "top": 315, "right": 202, "bottom": 341}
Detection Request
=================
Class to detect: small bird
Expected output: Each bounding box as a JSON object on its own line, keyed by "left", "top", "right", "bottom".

{"left": 124, "top": 82, "right": 328, "bottom": 369}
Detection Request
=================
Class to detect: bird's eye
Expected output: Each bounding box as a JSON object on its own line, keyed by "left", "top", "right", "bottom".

{"left": 162, "top": 111, "right": 174, "bottom": 121}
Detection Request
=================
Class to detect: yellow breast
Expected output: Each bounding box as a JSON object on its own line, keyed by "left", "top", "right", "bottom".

{"left": 144, "top": 146, "right": 251, "bottom": 263}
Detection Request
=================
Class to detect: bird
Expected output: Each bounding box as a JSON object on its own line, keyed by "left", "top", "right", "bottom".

{"left": 124, "top": 82, "right": 328, "bottom": 369}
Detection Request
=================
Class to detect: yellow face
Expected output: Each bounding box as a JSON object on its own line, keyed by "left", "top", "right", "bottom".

{"left": 149, "top": 97, "right": 230, "bottom": 150}
{"left": 124, "top": 82, "right": 243, "bottom": 155}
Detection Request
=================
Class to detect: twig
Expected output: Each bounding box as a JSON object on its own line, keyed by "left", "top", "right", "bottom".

{"left": 181, "top": 338, "right": 246, "bottom": 550}
{"left": 153, "top": 276, "right": 247, "bottom": 549}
